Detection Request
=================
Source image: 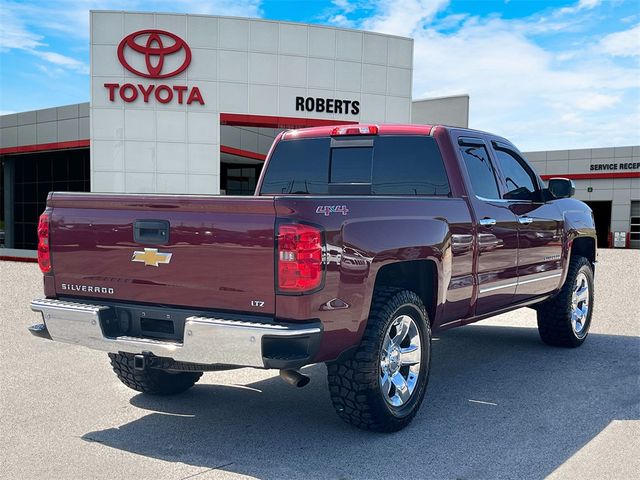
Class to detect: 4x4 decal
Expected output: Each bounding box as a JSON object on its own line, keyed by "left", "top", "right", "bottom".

{"left": 316, "top": 205, "right": 350, "bottom": 216}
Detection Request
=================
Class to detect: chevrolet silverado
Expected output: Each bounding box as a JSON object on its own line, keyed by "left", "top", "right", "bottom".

{"left": 29, "top": 124, "right": 596, "bottom": 432}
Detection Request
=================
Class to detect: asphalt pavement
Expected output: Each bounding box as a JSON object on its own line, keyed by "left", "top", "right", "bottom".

{"left": 1, "top": 249, "right": 638, "bottom": 479}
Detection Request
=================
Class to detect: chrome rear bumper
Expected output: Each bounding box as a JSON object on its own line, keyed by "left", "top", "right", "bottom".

{"left": 30, "top": 298, "right": 321, "bottom": 368}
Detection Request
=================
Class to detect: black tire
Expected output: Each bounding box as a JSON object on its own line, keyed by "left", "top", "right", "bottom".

{"left": 109, "top": 353, "right": 202, "bottom": 395}
{"left": 327, "top": 288, "right": 432, "bottom": 432}
{"left": 536, "top": 256, "right": 594, "bottom": 348}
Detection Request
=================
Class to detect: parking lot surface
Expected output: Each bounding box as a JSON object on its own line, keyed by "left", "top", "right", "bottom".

{"left": 1, "top": 249, "right": 638, "bottom": 480}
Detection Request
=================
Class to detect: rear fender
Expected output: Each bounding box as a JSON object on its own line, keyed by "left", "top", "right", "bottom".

{"left": 343, "top": 217, "right": 450, "bottom": 335}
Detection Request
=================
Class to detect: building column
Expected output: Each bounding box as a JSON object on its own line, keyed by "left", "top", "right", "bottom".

{"left": 2, "top": 157, "right": 14, "bottom": 248}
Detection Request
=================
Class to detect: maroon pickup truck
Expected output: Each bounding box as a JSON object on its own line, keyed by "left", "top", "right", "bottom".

{"left": 29, "top": 124, "right": 596, "bottom": 432}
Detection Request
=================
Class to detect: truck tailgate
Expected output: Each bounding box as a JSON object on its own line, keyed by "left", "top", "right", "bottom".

{"left": 47, "top": 193, "right": 276, "bottom": 314}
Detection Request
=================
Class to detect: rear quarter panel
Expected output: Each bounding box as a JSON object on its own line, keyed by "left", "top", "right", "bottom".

{"left": 274, "top": 196, "right": 473, "bottom": 362}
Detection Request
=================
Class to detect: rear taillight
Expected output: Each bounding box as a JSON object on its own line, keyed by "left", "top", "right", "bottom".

{"left": 277, "top": 223, "right": 324, "bottom": 293}
{"left": 330, "top": 124, "right": 378, "bottom": 136}
{"left": 37, "top": 212, "right": 51, "bottom": 273}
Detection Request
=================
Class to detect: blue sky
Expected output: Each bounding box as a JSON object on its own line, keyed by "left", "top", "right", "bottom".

{"left": 0, "top": 0, "right": 638, "bottom": 150}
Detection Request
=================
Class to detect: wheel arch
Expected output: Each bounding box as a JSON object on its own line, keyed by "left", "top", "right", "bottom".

{"left": 371, "top": 259, "right": 439, "bottom": 326}
{"left": 570, "top": 236, "right": 596, "bottom": 266}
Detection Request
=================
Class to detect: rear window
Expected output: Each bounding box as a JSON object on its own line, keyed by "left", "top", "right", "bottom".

{"left": 259, "top": 137, "right": 330, "bottom": 194}
{"left": 331, "top": 147, "right": 372, "bottom": 184}
{"left": 260, "top": 135, "right": 451, "bottom": 196}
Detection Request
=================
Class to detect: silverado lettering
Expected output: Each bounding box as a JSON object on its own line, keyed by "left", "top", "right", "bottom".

{"left": 61, "top": 284, "right": 114, "bottom": 294}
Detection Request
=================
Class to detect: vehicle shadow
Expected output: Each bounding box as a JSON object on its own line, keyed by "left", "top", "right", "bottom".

{"left": 82, "top": 325, "right": 639, "bottom": 479}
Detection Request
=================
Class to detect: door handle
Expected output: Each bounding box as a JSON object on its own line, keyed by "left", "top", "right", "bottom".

{"left": 479, "top": 218, "right": 496, "bottom": 227}
{"left": 518, "top": 216, "right": 534, "bottom": 225}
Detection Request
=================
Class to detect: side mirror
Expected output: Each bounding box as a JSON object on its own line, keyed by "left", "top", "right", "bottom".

{"left": 547, "top": 178, "right": 575, "bottom": 199}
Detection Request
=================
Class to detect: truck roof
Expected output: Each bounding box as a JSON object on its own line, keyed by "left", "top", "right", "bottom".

{"left": 281, "top": 123, "right": 435, "bottom": 139}
{"left": 280, "top": 123, "right": 514, "bottom": 150}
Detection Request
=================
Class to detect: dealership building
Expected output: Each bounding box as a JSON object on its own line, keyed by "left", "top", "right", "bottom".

{"left": 0, "top": 11, "right": 638, "bottom": 255}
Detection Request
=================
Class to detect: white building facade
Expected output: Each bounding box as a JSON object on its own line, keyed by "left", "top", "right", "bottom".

{"left": 526, "top": 146, "right": 640, "bottom": 249}
{"left": 90, "top": 11, "right": 414, "bottom": 195}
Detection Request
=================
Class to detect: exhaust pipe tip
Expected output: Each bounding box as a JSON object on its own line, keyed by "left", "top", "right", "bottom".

{"left": 279, "top": 369, "right": 310, "bottom": 388}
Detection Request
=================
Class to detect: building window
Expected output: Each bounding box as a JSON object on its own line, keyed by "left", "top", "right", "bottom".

{"left": 631, "top": 201, "right": 640, "bottom": 249}
{"left": 12, "top": 149, "right": 89, "bottom": 249}
{"left": 221, "top": 164, "right": 262, "bottom": 195}
{"left": 0, "top": 160, "right": 4, "bottom": 247}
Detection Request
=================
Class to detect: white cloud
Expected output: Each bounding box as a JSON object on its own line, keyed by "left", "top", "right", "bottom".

{"left": 0, "top": 3, "right": 44, "bottom": 51}
{"left": 170, "top": 0, "right": 262, "bottom": 18}
{"left": 361, "top": 0, "right": 450, "bottom": 37}
{"left": 596, "top": 23, "right": 640, "bottom": 57}
{"left": 578, "top": 0, "right": 601, "bottom": 9}
{"left": 412, "top": 20, "right": 638, "bottom": 149}
{"left": 0, "top": 0, "right": 91, "bottom": 74}
{"left": 558, "top": 0, "right": 602, "bottom": 15}
{"left": 433, "top": 13, "right": 469, "bottom": 30}
{"left": 329, "top": 14, "right": 355, "bottom": 28}
{"left": 576, "top": 93, "right": 621, "bottom": 111}
{"left": 332, "top": 0, "right": 356, "bottom": 14}
{"left": 36, "top": 64, "right": 67, "bottom": 78}
{"left": 32, "top": 50, "right": 89, "bottom": 74}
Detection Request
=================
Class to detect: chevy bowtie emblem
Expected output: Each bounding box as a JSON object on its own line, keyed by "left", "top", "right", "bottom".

{"left": 132, "top": 248, "right": 172, "bottom": 267}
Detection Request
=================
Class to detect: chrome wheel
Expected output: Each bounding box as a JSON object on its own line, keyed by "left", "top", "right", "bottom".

{"left": 571, "top": 271, "right": 590, "bottom": 338}
{"left": 379, "top": 314, "right": 422, "bottom": 407}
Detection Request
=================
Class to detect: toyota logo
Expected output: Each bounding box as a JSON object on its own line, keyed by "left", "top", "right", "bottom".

{"left": 117, "top": 29, "right": 191, "bottom": 79}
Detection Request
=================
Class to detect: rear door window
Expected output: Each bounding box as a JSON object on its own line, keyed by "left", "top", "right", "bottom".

{"left": 458, "top": 143, "right": 501, "bottom": 199}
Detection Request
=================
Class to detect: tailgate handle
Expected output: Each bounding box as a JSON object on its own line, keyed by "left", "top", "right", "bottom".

{"left": 134, "top": 220, "right": 170, "bottom": 245}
